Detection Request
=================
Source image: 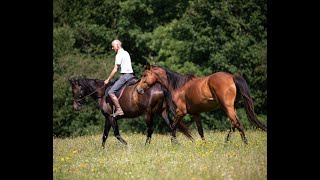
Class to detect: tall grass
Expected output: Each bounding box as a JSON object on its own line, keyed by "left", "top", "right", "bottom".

{"left": 53, "top": 130, "right": 266, "bottom": 179}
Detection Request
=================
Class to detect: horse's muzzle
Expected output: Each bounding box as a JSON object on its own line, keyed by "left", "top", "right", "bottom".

{"left": 136, "top": 87, "right": 144, "bottom": 94}
{"left": 73, "top": 100, "right": 83, "bottom": 111}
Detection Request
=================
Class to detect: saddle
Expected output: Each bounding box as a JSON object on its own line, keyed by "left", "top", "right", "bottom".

{"left": 105, "top": 76, "right": 139, "bottom": 103}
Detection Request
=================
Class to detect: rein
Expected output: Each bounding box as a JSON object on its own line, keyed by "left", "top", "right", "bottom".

{"left": 75, "top": 85, "right": 106, "bottom": 102}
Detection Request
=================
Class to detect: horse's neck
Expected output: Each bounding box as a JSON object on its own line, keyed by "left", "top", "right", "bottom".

{"left": 159, "top": 80, "right": 174, "bottom": 93}
{"left": 123, "top": 83, "right": 139, "bottom": 102}
{"left": 125, "top": 83, "right": 138, "bottom": 96}
{"left": 84, "top": 83, "right": 105, "bottom": 99}
{"left": 161, "top": 72, "right": 195, "bottom": 93}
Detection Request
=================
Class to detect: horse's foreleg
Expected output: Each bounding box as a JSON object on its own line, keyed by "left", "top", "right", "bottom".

{"left": 102, "top": 115, "right": 111, "bottom": 148}
{"left": 172, "top": 107, "right": 186, "bottom": 130}
{"left": 145, "top": 113, "right": 154, "bottom": 145}
{"left": 161, "top": 109, "right": 172, "bottom": 128}
{"left": 110, "top": 117, "right": 127, "bottom": 145}
{"left": 161, "top": 109, "right": 177, "bottom": 141}
{"left": 171, "top": 112, "right": 185, "bottom": 145}
{"left": 99, "top": 96, "right": 109, "bottom": 114}
{"left": 193, "top": 114, "right": 206, "bottom": 142}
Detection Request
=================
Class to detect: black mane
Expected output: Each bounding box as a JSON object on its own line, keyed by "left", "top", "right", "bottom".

{"left": 72, "top": 78, "right": 114, "bottom": 94}
{"left": 155, "top": 66, "right": 195, "bottom": 90}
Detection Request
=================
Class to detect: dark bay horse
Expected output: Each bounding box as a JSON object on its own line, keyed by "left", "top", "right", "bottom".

{"left": 70, "top": 77, "right": 193, "bottom": 147}
{"left": 136, "top": 64, "right": 267, "bottom": 144}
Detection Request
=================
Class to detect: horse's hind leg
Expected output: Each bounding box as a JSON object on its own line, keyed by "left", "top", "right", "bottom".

{"left": 193, "top": 114, "right": 206, "bottom": 142}
{"left": 102, "top": 115, "right": 111, "bottom": 148}
{"left": 145, "top": 113, "right": 154, "bottom": 145}
{"left": 224, "top": 107, "right": 248, "bottom": 144}
{"left": 225, "top": 126, "right": 236, "bottom": 143}
{"left": 110, "top": 117, "right": 127, "bottom": 145}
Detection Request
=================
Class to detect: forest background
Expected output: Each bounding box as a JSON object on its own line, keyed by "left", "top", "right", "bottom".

{"left": 53, "top": 0, "right": 267, "bottom": 137}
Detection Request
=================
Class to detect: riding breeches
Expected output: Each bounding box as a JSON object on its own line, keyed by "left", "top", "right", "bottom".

{"left": 107, "top": 73, "right": 134, "bottom": 95}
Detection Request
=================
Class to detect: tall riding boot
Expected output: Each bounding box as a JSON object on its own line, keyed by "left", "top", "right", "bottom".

{"left": 109, "top": 94, "right": 124, "bottom": 117}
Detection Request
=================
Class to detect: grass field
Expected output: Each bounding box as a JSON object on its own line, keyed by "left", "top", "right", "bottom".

{"left": 53, "top": 130, "right": 267, "bottom": 180}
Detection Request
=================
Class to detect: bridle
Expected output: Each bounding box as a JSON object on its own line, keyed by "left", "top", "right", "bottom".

{"left": 74, "top": 85, "right": 106, "bottom": 105}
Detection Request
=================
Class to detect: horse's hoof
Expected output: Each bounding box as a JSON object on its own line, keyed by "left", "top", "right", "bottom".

{"left": 145, "top": 138, "right": 151, "bottom": 145}
{"left": 121, "top": 140, "right": 128, "bottom": 145}
{"left": 171, "top": 137, "right": 180, "bottom": 145}
{"left": 243, "top": 140, "right": 248, "bottom": 145}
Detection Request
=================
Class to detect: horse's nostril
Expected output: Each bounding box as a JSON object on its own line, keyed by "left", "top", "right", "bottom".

{"left": 137, "top": 88, "right": 144, "bottom": 94}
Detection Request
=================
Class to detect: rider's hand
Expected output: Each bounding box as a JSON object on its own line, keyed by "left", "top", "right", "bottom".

{"left": 104, "top": 79, "right": 109, "bottom": 85}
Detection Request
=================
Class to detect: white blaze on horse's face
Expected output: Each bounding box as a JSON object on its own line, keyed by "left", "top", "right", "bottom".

{"left": 71, "top": 82, "right": 85, "bottom": 110}
{"left": 73, "top": 100, "right": 82, "bottom": 110}
{"left": 73, "top": 85, "right": 81, "bottom": 98}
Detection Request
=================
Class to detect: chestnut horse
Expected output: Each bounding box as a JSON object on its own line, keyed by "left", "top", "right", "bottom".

{"left": 136, "top": 64, "right": 267, "bottom": 144}
{"left": 71, "top": 78, "right": 193, "bottom": 147}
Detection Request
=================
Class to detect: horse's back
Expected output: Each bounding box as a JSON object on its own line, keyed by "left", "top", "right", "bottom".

{"left": 180, "top": 72, "right": 236, "bottom": 108}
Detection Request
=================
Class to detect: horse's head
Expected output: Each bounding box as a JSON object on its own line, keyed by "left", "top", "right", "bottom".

{"left": 137, "top": 64, "right": 167, "bottom": 94}
{"left": 71, "top": 80, "right": 86, "bottom": 111}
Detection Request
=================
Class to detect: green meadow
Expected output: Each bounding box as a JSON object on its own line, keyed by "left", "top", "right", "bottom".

{"left": 53, "top": 130, "right": 266, "bottom": 180}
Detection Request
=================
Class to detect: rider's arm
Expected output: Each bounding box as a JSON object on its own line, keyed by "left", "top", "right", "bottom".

{"left": 104, "top": 64, "right": 119, "bottom": 84}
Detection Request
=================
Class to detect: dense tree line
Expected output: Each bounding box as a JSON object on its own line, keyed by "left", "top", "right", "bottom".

{"left": 53, "top": 0, "right": 267, "bottom": 137}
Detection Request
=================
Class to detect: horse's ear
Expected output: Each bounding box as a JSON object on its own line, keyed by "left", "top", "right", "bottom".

{"left": 69, "top": 76, "right": 78, "bottom": 85}
{"left": 144, "top": 62, "right": 151, "bottom": 70}
{"left": 70, "top": 80, "right": 77, "bottom": 85}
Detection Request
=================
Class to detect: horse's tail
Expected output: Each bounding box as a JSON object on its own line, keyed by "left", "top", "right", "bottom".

{"left": 233, "top": 75, "right": 267, "bottom": 131}
{"left": 177, "top": 121, "right": 194, "bottom": 141}
{"left": 161, "top": 84, "right": 193, "bottom": 141}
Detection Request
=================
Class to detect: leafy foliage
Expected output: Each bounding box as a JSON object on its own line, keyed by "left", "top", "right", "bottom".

{"left": 53, "top": 25, "right": 76, "bottom": 60}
